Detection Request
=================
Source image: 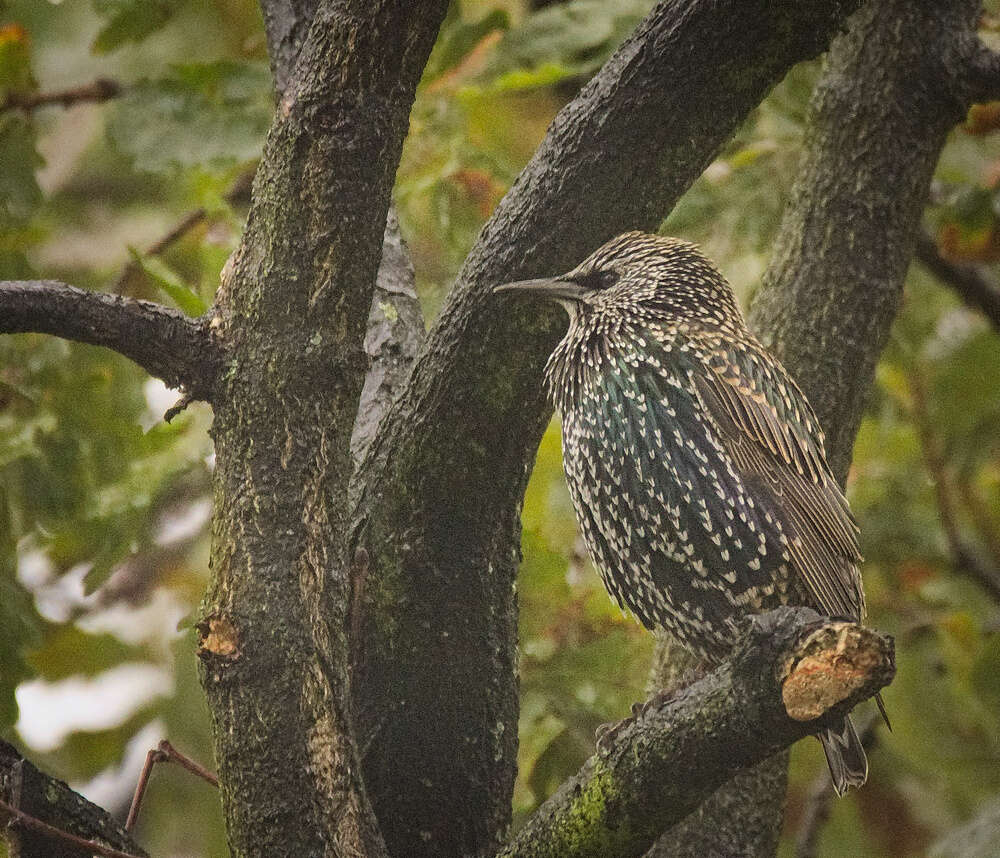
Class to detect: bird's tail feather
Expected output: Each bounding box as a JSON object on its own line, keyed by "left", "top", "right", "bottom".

{"left": 819, "top": 715, "right": 868, "bottom": 796}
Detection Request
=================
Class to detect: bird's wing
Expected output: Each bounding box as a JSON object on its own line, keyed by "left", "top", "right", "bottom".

{"left": 689, "top": 335, "right": 864, "bottom": 621}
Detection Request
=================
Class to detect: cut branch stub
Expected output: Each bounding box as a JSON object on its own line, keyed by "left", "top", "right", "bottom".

{"left": 497, "top": 608, "right": 894, "bottom": 858}
{"left": 780, "top": 621, "right": 895, "bottom": 722}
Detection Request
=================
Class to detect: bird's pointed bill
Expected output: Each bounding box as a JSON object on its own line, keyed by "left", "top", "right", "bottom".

{"left": 494, "top": 278, "right": 586, "bottom": 301}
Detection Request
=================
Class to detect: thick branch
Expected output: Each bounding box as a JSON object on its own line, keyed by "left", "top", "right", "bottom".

{"left": 350, "top": 208, "right": 424, "bottom": 464}
{"left": 498, "top": 609, "right": 895, "bottom": 858}
{"left": 1, "top": 740, "right": 148, "bottom": 858}
{"left": 0, "top": 280, "right": 220, "bottom": 400}
{"left": 914, "top": 231, "right": 1000, "bottom": 333}
{"left": 749, "top": 0, "right": 980, "bottom": 481}
{"left": 644, "top": 638, "right": 788, "bottom": 858}
{"left": 351, "top": 1, "right": 865, "bottom": 854}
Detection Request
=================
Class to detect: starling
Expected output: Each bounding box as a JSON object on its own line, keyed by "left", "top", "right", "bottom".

{"left": 497, "top": 231, "right": 879, "bottom": 795}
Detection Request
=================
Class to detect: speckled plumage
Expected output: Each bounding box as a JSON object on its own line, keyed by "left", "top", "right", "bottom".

{"left": 499, "top": 231, "right": 873, "bottom": 794}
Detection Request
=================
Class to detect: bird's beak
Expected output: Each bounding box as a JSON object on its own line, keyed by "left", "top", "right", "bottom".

{"left": 493, "top": 277, "right": 586, "bottom": 302}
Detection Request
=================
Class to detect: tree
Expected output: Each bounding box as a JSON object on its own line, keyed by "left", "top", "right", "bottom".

{"left": 1, "top": 1, "right": 999, "bottom": 856}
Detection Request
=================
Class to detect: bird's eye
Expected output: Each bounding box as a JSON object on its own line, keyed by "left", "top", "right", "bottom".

{"left": 572, "top": 269, "right": 617, "bottom": 291}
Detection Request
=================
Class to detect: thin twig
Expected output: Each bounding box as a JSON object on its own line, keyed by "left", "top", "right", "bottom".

{"left": 0, "top": 796, "right": 145, "bottom": 858}
{"left": 910, "top": 370, "right": 1000, "bottom": 603}
{"left": 795, "top": 713, "right": 879, "bottom": 858}
{"left": 914, "top": 231, "right": 1000, "bottom": 333}
{"left": 1, "top": 78, "right": 122, "bottom": 114}
{"left": 125, "top": 740, "right": 218, "bottom": 833}
{"left": 111, "top": 169, "right": 255, "bottom": 295}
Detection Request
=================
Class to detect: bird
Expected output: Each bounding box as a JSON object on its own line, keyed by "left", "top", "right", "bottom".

{"left": 496, "top": 230, "right": 883, "bottom": 795}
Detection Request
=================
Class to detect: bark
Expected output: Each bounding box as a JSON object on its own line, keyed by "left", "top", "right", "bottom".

{"left": 644, "top": 639, "right": 788, "bottom": 858}
{"left": 350, "top": 2, "right": 866, "bottom": 855}
{"left": 0, "top": 280, "right": 219, "bottom": 400}
{"left": 197, "top": 1, "right": 447, "bottom": 855}
{"left": 648, "top": 2, "right": 994, "bottom": 855}
{"left": 497, "top": 609, "right": 895, "bottom": 858}
{"left": 0, "top": 740, "right": 147, "bottom": 858}
{"left": 350, "top": 209, "right": 424, "bottom": 465}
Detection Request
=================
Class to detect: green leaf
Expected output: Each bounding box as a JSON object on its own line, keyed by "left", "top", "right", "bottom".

{"left": 484, "top": 62, "right": 575, "bottom": 95}
{"left": 107, "top": 60, "right": 273, "bottom": 175}
{"left": 92, "top": 0, "right": 181, "bottom": 54}
{"left": 0, "top": 489, "right": 42, "bottom": 730}
{"left": 127, "top": 247, "right": 208, "bottom": 316}
{"left": 0, "top": 22, "right": 36, "bottom": 94}
{"left": 487, "top": 0, "right": 654, "bottom": 83}
{"left": 0, "top": 115, "right": 43, "bottom": 228}
{"left": 424, "top": 9, "right": 510, "bottom": 82}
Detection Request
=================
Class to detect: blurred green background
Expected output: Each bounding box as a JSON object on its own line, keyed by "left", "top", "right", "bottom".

{"left": 1, "top": 1, "right": 999, "bottom": 855}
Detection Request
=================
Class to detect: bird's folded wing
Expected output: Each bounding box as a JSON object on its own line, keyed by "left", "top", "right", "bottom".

{"left": 690, "top": 337, "right": 864, "bottom": 621}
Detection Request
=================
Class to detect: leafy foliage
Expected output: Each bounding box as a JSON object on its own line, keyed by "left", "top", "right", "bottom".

{"left": 107, "top": 60, "right": 272, "bottom": 174}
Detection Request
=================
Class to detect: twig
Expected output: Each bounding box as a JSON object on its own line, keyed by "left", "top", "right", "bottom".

{"left": 126, "top": 740, "right": 218, "bottom": 833}
{"left": 0, "top": 796, "right": 144, "bottom": 858}
{"left": 111, "top": 169, "right": 255, "bottom": 295}
{"left": 909, "top": 369, "right": 1000, "bottom": 603}
{"left": 795, "top": 713, "right": 879, "bottom": 858}
{"left": 1, "top": 78, "right": 122, "bottom": 114}
{"left": 914, "top": 231, "right": 1000, "bottom": 333}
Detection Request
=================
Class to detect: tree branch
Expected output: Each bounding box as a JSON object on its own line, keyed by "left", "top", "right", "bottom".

{"left": 111, "top": 169, "right": 254, "bottom": 295}
{"left": 643, "top": 638, "right": 788, "bottom": 858}
{"left": 1, "top": 739, "right": 148, "bottom": 858}
{"left": 961, "top": 39, "right": 1000, "bottom": 105}
{"left": 1, "top": 78, "right": 121, "bottom": 114}
{"left": 350, "top": 207, "right": 424, "bottom": 465}
{"left": 909, "top": 369, "right": 1000, "bottom": 604}
{"left": 913, "top": 231, "right": 1000, "bottom": 333}
{"left": 0, "top": 280, "right": 221, "bottom": 400}
{"left": 351, "top": 1, "right": 867, "bottom": 853}
{"left": 497, "top": 608, "right": 895, "bottom": 858}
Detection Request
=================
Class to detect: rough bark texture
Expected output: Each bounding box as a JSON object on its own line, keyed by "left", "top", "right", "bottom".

{"left": 0, "top": 280, "right": 219, "bottom": 399}
{"left": 198, "top": 1, "right": 447, "bottom": 856}
{"left": 496, "top": 609, "right": 895, "bottom": 858}
{"left": 644, "top": 637, "right": 788, "bottom": 858}
{"left": 259, "top": 0, "right": 319, "bottom": 99}
{"left": 349, "top": 3, "right": 865, "bottom": 855}
{"left": 749, "top": 0, "right": 984, "bottom": 484}
{"left": 645, "top": 2, "right": 992, "bottom": 855}
{"left": 350, "top": 210, "right": 424, "bottom": 465}
{"left": 0, "top": 740, "right": 147, "bottom": 858}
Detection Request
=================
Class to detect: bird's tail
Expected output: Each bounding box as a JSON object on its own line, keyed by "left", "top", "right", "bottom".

{"left": 819, "top": 715, "right": 868, "bottom": 796}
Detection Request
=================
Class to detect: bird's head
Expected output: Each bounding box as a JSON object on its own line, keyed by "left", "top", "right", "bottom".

{"left": 495, "top": 231, "right": 744, "bottom": 330}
